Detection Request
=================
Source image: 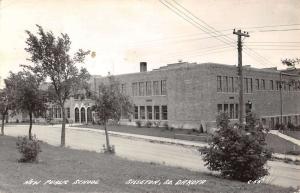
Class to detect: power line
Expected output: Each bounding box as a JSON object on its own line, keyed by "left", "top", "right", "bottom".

{"left": 158, "top": 0, "right": 261, "bottom": 66}
{"left": 246, "top": 45, "right": 300, "bottom": 47}
{"left": 156, "top": 47, "right": 235, "bottom": 62}
{"left": 246, "top": 41, "right": 300, "bottom": 44}
{"left": 169, "top": 0, "right": 276, "bottom": 67}
{"left": 129, "top": 23, "right": 300, "bottom": 47}
{"left": 249, "top": 48, "right": 300, "bottom": 50}
{"left": 159, "top": 0, "right": 235, "bottom": 44}
{"left": 127, "top": 33, "right": 233, "bottom": 49}
{"left": 233, "top": 23, "right": 300, "bottom": 30}
{"left": 163, "top": 0, "right": 273, "bottom": 66}
{"left": 0, "top": 0, "right": 19, "bottom": 10}
{"left": 259, "top": 28, "right": 300, "bottom": 32}
{"left": 160, "top": 0, "right": 273, "bottom": 67}
{"left": 147, "top": 45, "right": 235, "bottom": 59}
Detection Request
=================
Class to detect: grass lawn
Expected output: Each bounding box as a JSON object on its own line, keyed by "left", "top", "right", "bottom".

{"left": 0, "top": 136, "right": 294, "bottom": 193}
{"left": 280, "top": 130, "right": 300, "bottom": 140}
{"left": 73, "top": 124, "right": 212, "bottom": 143}
{"left": 266, "top": 133, "right": 300, "bottom": 154}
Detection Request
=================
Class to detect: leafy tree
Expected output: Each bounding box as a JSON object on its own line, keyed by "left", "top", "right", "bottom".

{"left": 5, "top": 71, "right": 47, "bottom": 139}
{"left": 23, "top": 25, "right": 90, "bottom": 146}
{"left": 92, "top": 76, "right": 133, "bottom": 153}
{"left": 281, "top": 58, "right": 300, "bottom": 68}
{"left": 0, "top": 88, "right": 12, "bottom": 136}
{"left": 202, "top": 112, "right": 272, "bottom": 182}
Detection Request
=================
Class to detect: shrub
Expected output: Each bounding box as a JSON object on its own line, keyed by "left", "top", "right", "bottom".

{"left": 163, "top": 122, "right": 168, "bottom": 129}
{"left": 145, "top": 121, "right": 152, "bottom": 128}
{"left": 16, "top": 136, "right": 41, "bottom": 163}
{"left": 153, "top": 121, "right": 160, "bottom": 128}
{"left": 199, "top": 124, "right": 204, "bottom": 133}
{"left": 202, "top": 112, "right": 272, "bottom": 182}
{"left": 102, "top": 144, "right": 115, "bottom": 154}
{"left": 135, "top": 120, "right": 142, "bottom": 128}
{"left": 286, "top": 150, "right": 300, "bottom": 156}
{"left": 287, "top": 122, "right": 295, "bottom": 130}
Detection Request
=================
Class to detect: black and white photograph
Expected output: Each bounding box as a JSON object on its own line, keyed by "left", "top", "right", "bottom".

{"left": 0, "top": 0, "right": 300, "bottom": 192}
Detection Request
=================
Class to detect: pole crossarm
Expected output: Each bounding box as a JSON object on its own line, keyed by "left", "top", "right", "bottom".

{"left": 233, "top": 29, "right": 250, "bottom": 37}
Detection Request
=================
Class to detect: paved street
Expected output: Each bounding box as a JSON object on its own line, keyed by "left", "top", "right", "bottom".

{"left": 4, "top": 124, "right": 300, "bottom": 188}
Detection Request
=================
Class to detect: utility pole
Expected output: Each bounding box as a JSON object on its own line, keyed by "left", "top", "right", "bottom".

{"left": 233, "top": 29, "right": 250, "bottom": 127}
{"left": 279, "top": 72, "right": 283, "bottom": 126}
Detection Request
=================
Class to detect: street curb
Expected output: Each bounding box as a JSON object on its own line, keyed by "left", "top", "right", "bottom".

{"left": 68, "top": 126, "right": 208, "bottom": 148}
{"left": 68, "top": 126, "right": 300, "bottom": 161}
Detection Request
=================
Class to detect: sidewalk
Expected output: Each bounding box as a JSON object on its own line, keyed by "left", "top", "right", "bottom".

{"left": 68, "top": 126, "right": 209, "bottom": 147}
{"left": 269, "top": 130, "right": 300, "bottom": 146}
{"left": 68, "top": 126, "right": 300, "bottom": 161}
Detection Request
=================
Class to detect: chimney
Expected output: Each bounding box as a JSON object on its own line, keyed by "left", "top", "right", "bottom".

{"left": 140, "top": 62, "right": 147, "bottom": 72}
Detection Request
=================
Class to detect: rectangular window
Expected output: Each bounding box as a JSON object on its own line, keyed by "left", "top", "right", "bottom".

{"left": 234, "top": 77, "right": 239, "bottom": 92}
{"left": 54, "top": 107, "right": 58, "bottom": 118}
{"left": 153, "top": 81, "right": 160, "bottom": 95}
{"left": 139, "top": 82, "right": 145, "bottom": 96}
{"left": 224, "top": 104, "right": 228, "bottom": 113}
{"left": 262, "top": 79, "right": 265, "bottom": 90}
{"left": 161, "top": 80, "right": 167, "bottom": 95}
{"left": 217, "top": 76, "right": 222, "bottom": 92}
{"left": 230, "top": 104, "right": 234, "bottom": 119}
{"left": 134, "top": 106, "right": 138, "bottom": 119}
{"left": 146, "top": 81, "right": 152, "bottom": 96}
{"left": 229, "top": 77, "right": 234, "bottom": 92}
{"left": 57, "top": 107, "right": 61, "bottom": 118}
{"left": 217, "top": 104, "right": 222, "bottom": 113}
{"left": 276, "top": 117, "right": 280, "bottom": 124}
{"left": 66, "top": 108, "right": 70, "bottom": 119}
{"left": 283, "top": 81, "right": 287, "bottom": 91}
{"left": 223, "top": 76, "right": 228, "bottom": 92}
{"left": 140, "top": 106, "right": 145, "bottom": 119}
{"left": 249, "top": 78, "right": 253, "bottom": 93}
{"left": 271, "top": 117, "right": 275, "bottom": 129}
{"left": 276, "top": 81, "right": 280, "bottom": 90}
{"left": 270, "top": 80, "right": 274, "bottom": 90}
{"left": 147, "top": 106, "right": 152, "bottom": 120}
{"left": 154, "top": 106, "right": 160, "bottom": 120}
{"left": 132, "top": 83, "right": 138, "bottom": 96}
{"left": 256, "top": 79, "right": 260, "bottom": 90}
{"left": 121, "top": 84, "right": 126, "bottom": 94}
{"left": 244, "top": 78, "right": 248, "bottom": 93}
{"left": 235, "top": 104, "right": 239, "bottom": 119}
{"left": 262, "top": 118, "right": 266, "bottom": 125}
{"left": 162, "top": 105, "right": 168, "bottom": 120}
{"left": 48, "top": 108, "right": 52, "bottom": 118}
{"left": 283, "top": 116, "right": 287, "bottom": 125}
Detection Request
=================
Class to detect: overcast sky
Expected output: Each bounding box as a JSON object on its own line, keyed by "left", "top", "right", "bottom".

{"left": 0, "top": 0, "right": 300, "bottom": 87}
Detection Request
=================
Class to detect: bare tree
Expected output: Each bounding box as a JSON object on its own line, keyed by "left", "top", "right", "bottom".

{"left": 23, "top": 25, "right": 90, "bottom": 146}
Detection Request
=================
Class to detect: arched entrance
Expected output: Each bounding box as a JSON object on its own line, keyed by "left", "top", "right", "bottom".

{"left": 75, "top": 108, "right": 79, "bottom": 123}
{"left": 81, "top": 107, "right": 86, "bottom": 123}
{"left": 87, "top": 107, "right": 92, "bottom": 123}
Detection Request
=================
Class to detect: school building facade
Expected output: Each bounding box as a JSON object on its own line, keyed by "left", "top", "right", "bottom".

{"left": 88, "top": 62, "right": 300, "bottom": 131}
{"left": 8, "top": 62, "right": 300, "bottom": 132}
